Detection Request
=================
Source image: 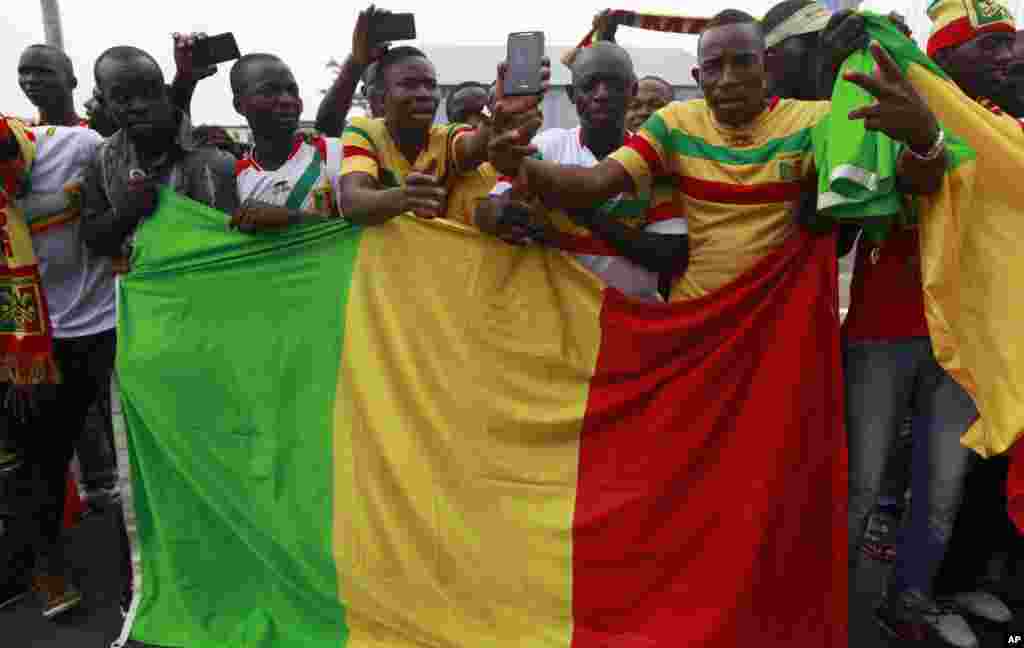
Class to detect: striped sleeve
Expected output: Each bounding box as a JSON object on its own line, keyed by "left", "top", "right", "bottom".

{"left": 341, "top": 120, "right": 380, "bottom": 180}
{"left": 448, "top": 124, "right": 475, "bottom": 173}
{"left": 609, "top": 110, "right": 672, "bottom": 198}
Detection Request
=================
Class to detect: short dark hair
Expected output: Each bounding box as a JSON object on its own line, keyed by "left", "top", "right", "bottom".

{"left": 445, "top": 81, "right": 488, "bottom": 121}
{"left": 230, "top": 53, "right": 285, "bottom": 96}
{"left": 22, "top": 44, "right": 75, "bottom": 79}
{"left": 761, "top": 0, "right": 817, "bottom": 36}
{"left": 638, "top": 75, "right": 674, "bottom": 95}
{"left": 376, "top": 46, "right": 430, "bottom": 89}
{"left": 94, "top": 46, "right": 162, "bottom": 89}
{"left": 698, "top": 9, "right": 765, "bottom": 56}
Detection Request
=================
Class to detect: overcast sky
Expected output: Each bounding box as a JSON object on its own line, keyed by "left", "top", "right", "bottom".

{"left": 2, "top": 0, "right": 1013, "bottom": 125}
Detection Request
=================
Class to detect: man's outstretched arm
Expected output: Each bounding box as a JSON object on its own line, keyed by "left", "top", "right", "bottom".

{"left": 568, "top": 207, "right": 689, "bottom": 275}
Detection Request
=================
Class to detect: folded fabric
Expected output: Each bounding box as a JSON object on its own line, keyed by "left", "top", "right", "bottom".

{"left": 814, "top": 50, "right": 903, "bottom": 243}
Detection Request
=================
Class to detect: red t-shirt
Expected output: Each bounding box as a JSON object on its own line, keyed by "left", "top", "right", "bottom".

{"left": 842, "top": 226, "right": 928, "bottom": 340}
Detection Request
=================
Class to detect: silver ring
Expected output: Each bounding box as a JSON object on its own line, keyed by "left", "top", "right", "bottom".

{"left": 128, "top": 169, "right": 147, "bottom": 182}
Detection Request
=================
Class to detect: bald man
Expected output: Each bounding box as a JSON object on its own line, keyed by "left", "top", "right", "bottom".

{"left": 478, "top": 41, "right": 689, "bottom": 301}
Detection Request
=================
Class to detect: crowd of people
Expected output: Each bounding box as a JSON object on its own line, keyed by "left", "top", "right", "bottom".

{"left": 1, "top": 1, "right": 1024, "bottom": 646}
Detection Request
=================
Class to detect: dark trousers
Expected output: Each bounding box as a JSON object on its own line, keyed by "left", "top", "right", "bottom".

{"left": 5, "top": 330, "right": 116, "bottom": 576}
{"left": 934, "top": 455, "right": 1024, "bottom": 595}
{"left": 76, "top": 379, "right": 119, "bottom": 493}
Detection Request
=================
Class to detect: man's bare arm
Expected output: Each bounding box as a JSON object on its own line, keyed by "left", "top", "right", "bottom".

{"left": 340, "top": 168, "right": 447, "bottom": 225}
{"left": 569, "top": 207, "right": 689, "bottom": 274}
{"left": 520, "top": 157, "right": 635, "bottom": 209}
{"left": 316, "top": 56, "right": 367, "bottom": 137}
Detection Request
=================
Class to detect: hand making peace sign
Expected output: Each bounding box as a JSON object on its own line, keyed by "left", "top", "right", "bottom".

{"left": 844, "top": 41, "right": 942, "bottom": 156}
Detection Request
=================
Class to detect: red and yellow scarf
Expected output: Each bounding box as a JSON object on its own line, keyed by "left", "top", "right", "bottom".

{"left": 0, "top": 116, "right": 59, "bottom": 384}
{"left": 562, "top": 10, "right": 710, "bottom": 67}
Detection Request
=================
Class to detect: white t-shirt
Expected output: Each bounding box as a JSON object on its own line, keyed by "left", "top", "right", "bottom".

{"left": 21, "top": 125, "right": 115, "bottom": 338}
{"left": 491, "top": 127, "right": 687, "bottom": 302}
{"left": 235, "top": 135, "right": 343, "bottom": 217}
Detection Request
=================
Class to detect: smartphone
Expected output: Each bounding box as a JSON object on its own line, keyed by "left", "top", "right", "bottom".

{"left": 505, "top": 31, "right": 545, "bottom": 96}
{"left": 369, "top": 13, "right": 417, "bottom": 45}
{"left": 191, "top": 32, "right": 241, "bottom": 68}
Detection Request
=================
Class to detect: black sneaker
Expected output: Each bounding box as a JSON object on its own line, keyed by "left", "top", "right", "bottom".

{"left": 876, "top": 588, "right": 979, "bottom": 647}
{"left": 0, "top": 581, "right": 29, "bottom": 610}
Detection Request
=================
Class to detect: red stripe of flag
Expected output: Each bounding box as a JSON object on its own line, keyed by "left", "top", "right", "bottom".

{"left": 571, "top": 229, "right": 846, "bottom": 647}
{"left": 680, "top": 176, "right": 803, "bottom": 204}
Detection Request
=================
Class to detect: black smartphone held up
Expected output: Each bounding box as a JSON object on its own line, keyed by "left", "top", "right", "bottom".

{"left": 369, "top": 13, "right": 417, "bottom": 45}
{"left": 504, "top": 31, "right": 545, "bottom": 96}
{"left": 191, "top": 32, "right": 241, "bottom": 68}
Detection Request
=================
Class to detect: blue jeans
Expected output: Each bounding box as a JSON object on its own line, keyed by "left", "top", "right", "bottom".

{"left": 845, "top": 337, "right": 977, "bottom": 596}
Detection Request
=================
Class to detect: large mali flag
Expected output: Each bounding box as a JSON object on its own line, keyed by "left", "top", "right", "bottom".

{"left": 115, "top": 188, "right": 846, "bottom": 648}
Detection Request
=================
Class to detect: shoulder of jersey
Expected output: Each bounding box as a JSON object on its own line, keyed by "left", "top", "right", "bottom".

{"left": 235, "top": 157, "right": 258, "bottom": 176}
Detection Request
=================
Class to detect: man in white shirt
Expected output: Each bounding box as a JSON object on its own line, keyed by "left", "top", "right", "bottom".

{"left": 3, "top": 124, "right": 116, "bottom": 619}
{"left": 230, "top": 54, "right": 343, "bottom": 230}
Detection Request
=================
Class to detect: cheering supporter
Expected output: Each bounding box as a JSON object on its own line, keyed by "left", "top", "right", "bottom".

{"left": 761, "top": 2, "right": 995, "bottom": 644}
{"left": 476, "top": 41, "right": 689, "bottom": 301}
{"left": 80, "top": 46, "right": 238, "bottom": 266}
{"left": 625, "top": 75, "right": 674, "bottom": 132}
{"left": 921, "top": 0, "right": 1024, "bottom": 633}
{"left": 229, "top": 54, "right": 343, "bottom": 231}
{"left": 0, "top": 117, "right": 113, "bottom": 618}
{"left": 446, "top": 82, "right": 490, "bottom": 127}
{"left": 445, "top": 84, "right": 499, "bottom": 225}
{"left": 17, "top": 45, "right": 87, "bottom": 128}
{"left": 339, "top": 46, "right": 509, "bottom": 225}
{"left": 487, "top": 9, "right": 944, "bottom": 297}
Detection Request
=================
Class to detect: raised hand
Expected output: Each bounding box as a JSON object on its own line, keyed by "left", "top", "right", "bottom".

{"left": 492, "top": 58, "right": 552, "bottom": 125}
{"left": 173, "top": 32, "right": 217, "bottom": 82}
{"left": 845, "top": 41, "right": 941, "bottom": 154}
{"left": 353, "top": 5, "right": 391, "bottom": 68}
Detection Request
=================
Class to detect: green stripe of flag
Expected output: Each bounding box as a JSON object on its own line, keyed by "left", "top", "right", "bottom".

{"left": 120, "top": 188, "right": 361, "bottom": 647}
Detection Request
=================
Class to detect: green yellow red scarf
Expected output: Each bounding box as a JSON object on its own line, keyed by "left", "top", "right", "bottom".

{"left": 0, "top": 116, "right": 59, "bottom": 384}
